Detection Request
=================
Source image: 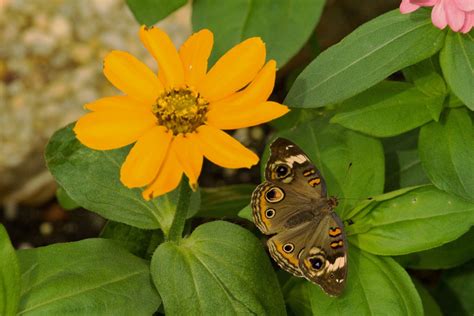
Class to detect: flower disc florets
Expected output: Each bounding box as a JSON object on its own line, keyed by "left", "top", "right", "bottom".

{"left": 153, "top": 86, "right": 209, "bottom": 135}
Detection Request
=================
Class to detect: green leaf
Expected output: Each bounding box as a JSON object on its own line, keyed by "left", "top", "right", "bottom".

{"left": 17, "top": 239, "right": 160, "bottom": 315}
{"left": 440, "top": 31, "right": 474, "bottom": 110}
{"left": 285, "top": 246, "right": 422, "bottom": 315}
{"left": 55, "top": 186, "right": 80, "bottom": 210}
{"left": 192, "top": 0, "right": 325, "bottom": 67}
{"left": 100, "top": 221, "right": 155, "bottom": 258}
{"left": 331, "top": 79, "right": 445, "bottom": 137}
{"left": 45, "top": 124, "right": 199, "bottom": 233}
{"left": 197, "top": 184, "right": 254, "bottom": 218}
{"left": 285, "top": 9, "right": 445, "bottom": 108}
{"left": 151, "top": 221, "right": 286, "bottom": 315}
{"left": 237, "top": 204, "right": 252, "bottom": 222}
{"left": 402, "top": 55, "right": 441, "bottom": 84}
{"left": 126, "top": 0, "right": 187, "bottom": 26}
{"left": 0, "top": 225, "right": 20, "bottom": 316}
{"left": 395, "top": 227, "right": 474, "bottom": 270}
{"left": 419, "top": 108, "right": 474, "bottom": 202}
{"left": 432, "top": 260, "right": 474, "bottom": 316}
{"left": 349, "top": 185, "right": 474, "bottom": 255}
{"left": 272, "top": 117, "right": 384, "bottom": 218}
{"left": 412, "top": 279, "right": 443, "bottom": 316}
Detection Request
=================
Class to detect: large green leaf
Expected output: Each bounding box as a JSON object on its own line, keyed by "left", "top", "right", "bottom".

{"left": 151, "top": 221, "right": 286, "bottom": 315}
{"left": 272, "top": 117, "right": 384, "bottom": 218}
{"left": 0, "top": 225, "right": 20, "bottom": 316}
{"left": 45, "top": 124, "right": 199, "bottom": 233}
{"left": 192, "top": 0, "right": 325, "bottom": 67}
{"left": 395, "top": 227, "right": 474, "bottom": 270}
{"left": 126, "top": 0, "right": 187, "bottom": 26}
{"left": 432, "top": 260, "right": 474, "bottom": 316}
{"left": 331, "top": 79, "right": 445, "bottom": 137}
{"left": 412, "top": 279, "right": 443, "bottom": 316}
{"left": 197, "top": 184, "right": 254, "bottom": 218}
{"left": 285, "top": 246, "right": 422, "bottom": 315}
{"left": 349, "top": 185, "right": 474, "bottom": 255}
{"left": 17, "top": 239, "right": 160, "bottom": 315}
{"left": 100, "top": 221, "right": 155, "bottom": 258}
{"left": 440, "top": 31, "right": 474, "bottom": 110}
{"left": 419, "top": 108, "right": 474, "bottom": 202}
{"left": 285, "top": 9, "right": 445, "bottom": 108}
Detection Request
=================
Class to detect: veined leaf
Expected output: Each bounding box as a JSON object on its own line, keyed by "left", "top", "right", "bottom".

{"left": 0, "top": 225, "right": 20, "bottom": 316}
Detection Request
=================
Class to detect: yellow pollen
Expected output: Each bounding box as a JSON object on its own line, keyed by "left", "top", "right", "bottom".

{"left": 152, "top": 86, "right": 209, "bottom": 135}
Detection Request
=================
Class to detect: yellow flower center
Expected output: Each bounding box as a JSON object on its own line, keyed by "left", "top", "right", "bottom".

{"left": 152, "top": 86, "right": 209, "bottom": 135}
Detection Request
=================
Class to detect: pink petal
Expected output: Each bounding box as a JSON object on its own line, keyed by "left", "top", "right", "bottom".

{"left": 432, "top": 1, "right": 449, "bottom": 29}
{"left": 454, "top": 0, "right": 474, "bottom": 12}
{"left": 460, "top": 10, "right": 474, "bottom": 33}
{"left": 444, "top": 0, "right": 466, "bottom": 31}
{"left": 412, "top": 0, "right": 439, "bottom": 6}
{"left": 400, "top": 0, "right": 421, "bottom": 13}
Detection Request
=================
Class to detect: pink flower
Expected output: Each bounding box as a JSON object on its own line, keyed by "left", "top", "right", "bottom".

{"left": 400, "top": 0, "right": 474, "bottom": 33}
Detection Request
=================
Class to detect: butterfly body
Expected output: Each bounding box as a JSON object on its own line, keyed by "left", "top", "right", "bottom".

{"left": 251, "top": 138, "right": 347, "bottom": 296}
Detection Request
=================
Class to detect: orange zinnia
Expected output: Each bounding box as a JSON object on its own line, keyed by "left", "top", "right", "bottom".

{"left": 74, "top": 26, "right": 289, "bottom": 200}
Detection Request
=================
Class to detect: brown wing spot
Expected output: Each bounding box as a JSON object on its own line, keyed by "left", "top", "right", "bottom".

{"left": 329, "top": 227, "right": 342, "bottom": 237}
{"left": 308, "top": 177, "right": 321, "bottom": 187}
{"left": 330, "top": 240, "right": 344, "bottom": 249}
{"left": 303, "top": 169, "right": 316, "bottom": 177}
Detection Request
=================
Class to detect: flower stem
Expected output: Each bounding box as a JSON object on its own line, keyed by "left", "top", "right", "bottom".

{"left": 167, "top": 177, "right": 192, "bottom": 242}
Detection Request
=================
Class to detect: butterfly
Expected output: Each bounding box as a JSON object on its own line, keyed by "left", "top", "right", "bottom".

{"left": 251, "top": 137, "right": 347, "bottom": 296}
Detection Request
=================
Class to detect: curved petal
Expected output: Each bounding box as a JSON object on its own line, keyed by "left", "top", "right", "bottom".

{"left": 444, "top": 0, "right": 465, "bottom": 31}
{"left": 209, "top": 60, "right": 276, "bottom": 111}
{"left": 400, "top": 0, "right": 421, "bottom": 13}
{"left": 411, "top": 0, "right": 438, "bottom": 6}
{"left": 139, "top": 26, "right": 184, "bottom": 88}
{"left": 207, "top": 101, "right": 289, "bottom": 130}
{"left": 179, "top": 29, "right": 213, "bottom": 88}
{"left": 454, "top": 0, "right": 474, "bottom": 11}
{"left": 73, "top": 109, "right": 156, "bottom": 150}
{"left": 103, "top": 50, "right": 163, "bottom": 103}
{"left": 142, "top": 147, "right": 183, "bottom": 200}
{"left": 85, "top": 96, "right": 151, "bottom": 112}
{"left": 460, "top": 11, "right": 474, "bottom": 33}
{"left": 195, "top": 125, "right": 258, "bottom": 169}
{"left": 432, "top": 2, "right": 448, "bottom": 29}
{"left": 173, "top": 133, "right": 203, "bottom": 190}
{"left": 120, "top": 126, "right": 172, "bottom": 188}
{"left": 198, "top": 37, "right": 266, "bottom": 102}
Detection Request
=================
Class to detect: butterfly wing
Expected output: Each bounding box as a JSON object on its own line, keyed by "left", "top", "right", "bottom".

{"left": 252, "top": 138, "right": 328, "bottom": 235}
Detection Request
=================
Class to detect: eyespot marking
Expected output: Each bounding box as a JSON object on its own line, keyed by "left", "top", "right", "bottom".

{"left": 265, "top": 208, "right": 275, "bottom": 218}
{"left": 330, "top": 240, "right": 344, "bottom": 249}
{"left": 308, "top": 177, "right": 321, "bottom": 187}
{"left": 283, "top": 243, "right": 294, "bottom": 253}
{"left": 275, "top": 164, "right": 291, "bottom": 179}
{"left": 265, "top": 187, "right": 285, "bottom": 203}
{"left": 329, "top": 227, "right": 342, "bottom": 237}
{"left": 308, "top": 256, "right": 324, "bottom": 270}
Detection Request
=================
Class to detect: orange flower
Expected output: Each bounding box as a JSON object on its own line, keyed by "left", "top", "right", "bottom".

{"left": 74, "top": 27, "right": 289, "bottom": 200}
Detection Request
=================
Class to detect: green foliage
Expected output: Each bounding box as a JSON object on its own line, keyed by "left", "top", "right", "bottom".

{"left": 151, "top": 221, "right": 285, "bottom": 315}
{"left": 440, "top": 31, "right": 474, "bottom": 110}
{"left": 17, "top": 239, "right": 160, "bottom": 315}
{"left": 285, "top": 9, "right": 445, "bottom": 108}
{"left": 0, "top": 225, "right": 20, "bottom": 316}
{"left": 285, "top": 246, "right": 422, "bottom": 315}
{"left": 419, "top": 108, "right": 474, "bottom": 202}
{"left": 126, "top": 0, "right": 187, "bottom": 26}
{"left": 192, "top": 0, "right": 325, "bottom": 67}
{"left": 197, "top": 184, "right": 254, "bottom": 218}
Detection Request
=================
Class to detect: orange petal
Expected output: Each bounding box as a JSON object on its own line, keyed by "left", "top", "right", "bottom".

{"left": 120, "top": 126, "right": 172, "bottom": 188}
{"left": 207, "top": 101, "right": 289, "bottom": 130}
{"left": 173, "top": 133, "right": 203, "bottom": 190}
{"left": 73, "top": 110, "right": 156, "bottom": 150}
{"left": 195, "top": 125, "right": 258, "bottom": 169}
{"left": 85, "top": 96, "right": 151, "bottom": 112}
{"left": 103, "top": 50, "right": 163, "bottom": 103}
{"left": 198, "top": 37, "right": 266, "bottom": 102}
{"left": 209, "top": 60, "right": 276, "bottom": 111}
{"left": 139, "top": 26, "right": 184, "bottom": 88}
{"left": 142, "top": 147, "right": 183, "bottom": 200}
{"left": 179, "top": 29, "right": 213, "bottom": 88}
